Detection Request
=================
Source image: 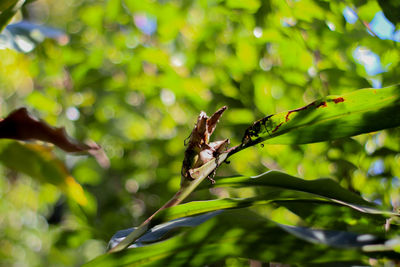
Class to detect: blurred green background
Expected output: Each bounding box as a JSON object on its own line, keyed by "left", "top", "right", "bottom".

{"left": 0, "top": 0, "right": 399, "bottom": 266}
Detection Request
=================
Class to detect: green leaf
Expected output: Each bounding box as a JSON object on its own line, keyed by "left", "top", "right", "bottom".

{"left": 0, "top": 141, "right": 88, "bottom": 206}
{"left": 241, "top": 85, "right": 400, "bottom": 146}
{"left": 107, "top": 170, "right": 396, "bottom": 256}
{"left": 275, "top": 200, "right": 388, "bottom": 235}
{"left": 277, "top": 222, "right": 378, "bottom": 248}
{"left": 108, "top": 211, "right": 222, "bottom": 250}
{"left": 157, "top": 197, "right": 269, "bottom": 221}
{"left": 157, "top": 195, "right": 393, "bottom": 225}
{"left": 0, "top": 0, "right": 19, "bottom": 12}
{"left": 87, "top": 209, "right": 389, "bottom": 266}
{"left": 212, "top": 171, "right": 375, "bottom": 207}
{"left": 0, "top": 0, "right": 24, "bottom": 32}
{"left": 377, "top": 0, "right": 400, "bottom": 26}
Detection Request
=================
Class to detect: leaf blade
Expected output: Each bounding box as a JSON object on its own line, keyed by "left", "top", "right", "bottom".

{"left": 241, "top": 85, "right": 400, "bottom": 146}
{"left": 0, "top": 141, "right": 88, "bottom": 205}
{"left": 213, "top": 171, "right": 374, "bottom": 207}
{"left": 87, "top": 209, "right": 387, "bottom": 267}
{"left": 0, "top": 108, "right": 98, "bottom": 152}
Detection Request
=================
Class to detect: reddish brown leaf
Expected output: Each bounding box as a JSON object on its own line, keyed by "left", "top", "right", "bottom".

{"left": 0, "top": 107, "right": 100, "bottom": 152}
{"left": 206, "top": 106, "right": 227, "bottom": 137}
{"left": 181, "top": 106, "right": 229, "bottom": 185}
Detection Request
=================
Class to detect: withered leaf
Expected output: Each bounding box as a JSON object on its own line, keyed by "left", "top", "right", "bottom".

{"left": 181, "top": 106, "right": 229, "bottom": 184}
{"left": 0, "top": 107, "right": 100, "bottom": 152}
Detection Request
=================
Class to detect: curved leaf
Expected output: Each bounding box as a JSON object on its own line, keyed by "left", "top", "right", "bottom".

{"left": 212, "top": 171, "right": 375, "bottom": 207}
{"left": 0, "top": 0, "right": 20, "bottom": 12}
{"left": 278, "top": 223, "right": 379, "bottom": 248}
{"left": 157, "top": 197, "right": 270, "bottom": 221}
{"left": 107, "top": 170, "right": 397, "bottom": 259}
{"left": 241, "top": 85, "right": 400, "bottom": 146}
{"left": 0, "top": 108, "right": 98, "bottom": 152}
{"left": 108, "top": 211, "right": 222, "bottom": 250}
{"left": 0, "top": 141, "right": 88, "bottom": 205}
{"left": 157, "top": 196, "right": 394, "bottom": 225}
{"left": 0, "top": 0, "right": 24, "bottom": 31}
{"left": 87, "top": 209, "right": 394, "bottom": 267}
{"left": 109, "top": 170, "right": 396, "bottom": 253}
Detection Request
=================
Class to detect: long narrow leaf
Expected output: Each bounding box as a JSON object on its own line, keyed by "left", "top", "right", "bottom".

{"left": 108, "top": 211, "right": 222, "bottom": 249}
{"left": 212, "top": 171, "right": 375, "bottom": 207}
{"left": 87, "top": 209, "right": 394, "bottom": 267}
{"left": 0, "top": 108, "right": 98, "bottom": 152}
{"left": 241, "top": 85, "right": 400, "bottom": 146}
{"left": 0, "top": 0, "right": 24, "bottom": 31}
{"left": 157, "top": 196, "right": 394, "bottom": 224}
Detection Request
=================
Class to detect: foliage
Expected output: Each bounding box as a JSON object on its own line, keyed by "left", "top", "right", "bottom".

{"left": 0, "top": 0, "right": 399, "bottom": 266}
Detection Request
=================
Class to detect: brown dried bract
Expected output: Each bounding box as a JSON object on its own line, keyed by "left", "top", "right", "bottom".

{"left": 181, "top": 106, "right": 229, "bottom": 184}
{"left": 0, "top": 108, "right": 100, "bottom": 153}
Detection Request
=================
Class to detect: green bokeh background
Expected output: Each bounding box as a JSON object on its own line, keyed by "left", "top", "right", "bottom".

{"left": 0, "top": 0, "right": 399, "bottom": 266}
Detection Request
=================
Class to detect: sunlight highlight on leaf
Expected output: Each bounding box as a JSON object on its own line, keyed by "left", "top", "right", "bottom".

{"left": 241, "top": 85, "right": 400, "bottom": 147}
{"left": 64, "top": 176, "right": 88, "bottom": 206}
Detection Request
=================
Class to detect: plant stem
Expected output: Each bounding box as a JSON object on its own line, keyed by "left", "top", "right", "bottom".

{"left": 108, "top": 151, "right": 230, "bottom": 253}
